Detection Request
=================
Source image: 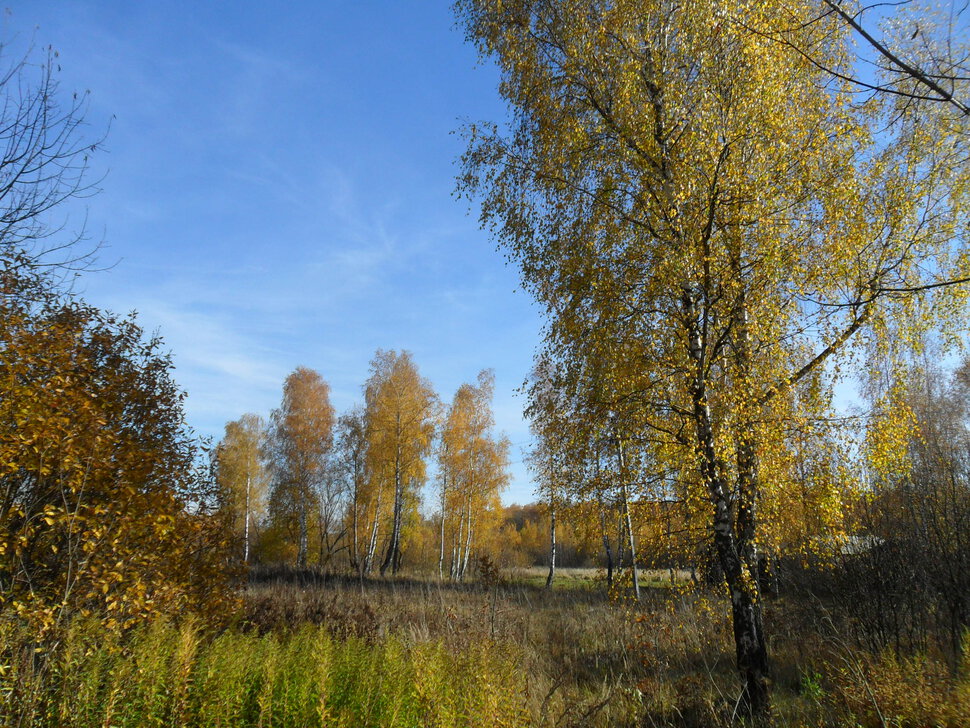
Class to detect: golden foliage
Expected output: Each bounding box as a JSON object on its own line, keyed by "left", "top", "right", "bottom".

{"left": 0, "top": 265, "right": 234, "bottom": 632}
{"left": 457, "top": 0, "right": 968, "bottom": 712}
{"left": 438, "top": 370, "right": 510, "bottom": 579}
{"left": 265, "top": 367, "right": 336, "bottom": 567}
{"left": 360, "top": 350, "right": 437, "bottom": 575}
{"left": 214, "top": 413, "right": 269, "bottom": 563}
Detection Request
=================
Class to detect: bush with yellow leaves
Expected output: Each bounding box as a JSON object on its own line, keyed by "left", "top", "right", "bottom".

{"left": 0, "top": 262, "right": 236, "bottom": 634}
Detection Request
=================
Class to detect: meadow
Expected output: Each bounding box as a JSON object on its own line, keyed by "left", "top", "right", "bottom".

{"left": 5, "top": 565, "right": 969, "bottom": 727}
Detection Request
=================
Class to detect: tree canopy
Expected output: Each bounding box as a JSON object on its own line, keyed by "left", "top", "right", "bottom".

{"left": 456, "top": 0, "right": 969, "bottom": 716}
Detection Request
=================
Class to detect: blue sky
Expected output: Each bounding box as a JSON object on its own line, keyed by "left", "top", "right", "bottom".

{"left": 9, "top": 2, "right": 543, "bottom": 504}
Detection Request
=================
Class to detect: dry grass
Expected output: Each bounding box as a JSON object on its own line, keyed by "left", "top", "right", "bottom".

{"left": 240, "top": 568, "right": 970, "bottom": 727}
{"left": 507, "top": 566, "right": 692, "bottom": 590}
{"left": 242, "top": 570, "right": 648, "bottom": 725}
{"left": 5, "top": 565, "right": 968, "bottom": 726}
{"left": 239, "top": 569, "right": 775, "bottom": 726}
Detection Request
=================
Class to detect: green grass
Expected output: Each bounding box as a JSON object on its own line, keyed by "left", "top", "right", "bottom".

{"left": 1, "top": 619, "right": 528, "bottom": 728}
{"left": 509, "top": 566, "right": 689, "bottom": 590}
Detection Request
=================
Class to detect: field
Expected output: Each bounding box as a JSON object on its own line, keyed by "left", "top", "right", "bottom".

{"left": 242, "top": 571, "right": 970, "bottom": 727}
{"left": 507, "top": 566, "right": 693, "bottom": 590}
{"left": 6, "top": 567, "right": 969, "bottom": 727}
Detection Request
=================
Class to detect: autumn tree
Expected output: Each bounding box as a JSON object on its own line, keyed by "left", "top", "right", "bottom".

{"left": 524, "top": 356, "right": 591, "bottom": 591}
{"left": 265, "top": 367, "right": 335, "bottom": 568}
{"left": 438, "top": 370, "right": 510, "bottom": 581}
{"left": 316, "top": 445, "right": 349, "bottom": 569}
{"left": 0, "top": 39, "right": 234, "bottom": 630}
{"left": 497, "top": 502, "right": 597, "bottom": 569}
{"left": 525, "top": 437, "right": 565, "bottom": 589}
{"left": 214, "top": 413, "right": 268, "bottom": 564}
{"left": 0, "top": 266, "right": 232, "bottom": 631}
{"left": 526, "top": 353, "right": 648, "bottom": 595}
{"left": 334, "top": 406, "right": 368, "bottom": 573}
{"left": 792, "top": 1, "right": 969, "bottom": 118}
{"left": 362, "top": 350, "right": 436, "bottom": 576}
{"left": 457, "top": 0, "right": 969, "bottom": 717}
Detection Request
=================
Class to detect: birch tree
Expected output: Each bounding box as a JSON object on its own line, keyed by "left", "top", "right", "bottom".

{"left": 363, "top": 350, "right": 437, "bottom": 576}
{"left": 794, "top": 0, "right": 970, "bottom": 118}
{"left": 214, "top": 413, "right": 268, "bottom": 564}
{"left": 335, "top": 406, "right": 368, "bottom": 573}
{"left": 266, "top": 367, "right": 335, "bottom": 568}
{"left": 456, "top": 0, "right": 969, "bottom": 717}
{"left": 525, "top": 357, "right": 574, "bottom": 592}
{"left": 438, "top": 370, "right": 510, "bottom": 581}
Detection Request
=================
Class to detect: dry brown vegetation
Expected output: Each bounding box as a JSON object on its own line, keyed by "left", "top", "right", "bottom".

{"left": 4, "top": 561, "right": 970, "bottom": 726}
{"left": 233, "top": 566, "right": 970, "bottom": 727}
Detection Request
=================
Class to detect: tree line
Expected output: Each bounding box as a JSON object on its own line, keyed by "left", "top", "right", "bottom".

{"left": 213, "top": 356, "right": 512, "bottom": 580}
{"left": 0, "top": 36, "right": 519, "bottom": 635}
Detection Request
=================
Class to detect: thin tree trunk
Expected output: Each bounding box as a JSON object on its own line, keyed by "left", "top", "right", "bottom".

{"left": 545, "top": 500, "right": 556, "bottom": 589}
{"left": 452, "top": 497, "right": 464, "bottom": 580}
{"left": 439, "top": 474, "right": 447, "bottom": 580}
{"left": 244, "top": 474, "right": 251, "bottom": 564}
{"left": 350, "top": 475, "right": 359, "bottom": 572}
{"left": 350, "top": 457, "right": 361, "bottom": 572}
{"left": 364, "top": 485, "right": 383, "bottom": 574}
{"left": 616, "top": 437, "right": 640, "bottom": 601}
{"left": 460, "top": 501, "right": 474, "bottom": 581}
{"left": 381, "top": 448, "right": 403, "bottom": 576}
{"left": 616, "top": 510, "right": 625, "bottom": 567}
{"left": 318, "top": 506, "right": 325, "bottom": 567}
{"left": 457, "top": 499, "right": 469, "bottom": 580}
{"left": 393, "top": 479, "right": 405, "bottom": 572}
{"left": 597, "top": 490, "right": 613, "bottom": 590}
{"left": 595, "top": 453, "right": 613, "bottom": 590}
{"left": 665, "top": 501, "right": 674, "bottom": 584}
{"left": 297, "top": 483, "right": 308, "bottom": 568}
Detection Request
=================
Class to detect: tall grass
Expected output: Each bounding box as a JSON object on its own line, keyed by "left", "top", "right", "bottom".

{"left": 1, "top": 619, "right": 528, "bottom": 728}
{"left": 6, "top": 574, "right": 970, "bottom": 726}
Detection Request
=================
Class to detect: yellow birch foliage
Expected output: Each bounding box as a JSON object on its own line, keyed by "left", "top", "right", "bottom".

{"left": 457, "top": 0, "right": 969, "bottom": 563}
{"left": 363, "top": 350, "right": 437, "bottom": 572}
{"left": 439, "top": 370, "right": 511, "bottom": 569}
{"left": 265, "top": 367, "right": 335, "bottom": 567}
{"left": 457, "top": 0, "right": 968, "bottom": 709}
{"left": 214, "top": 413, "right": 269, "bottom": 562}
